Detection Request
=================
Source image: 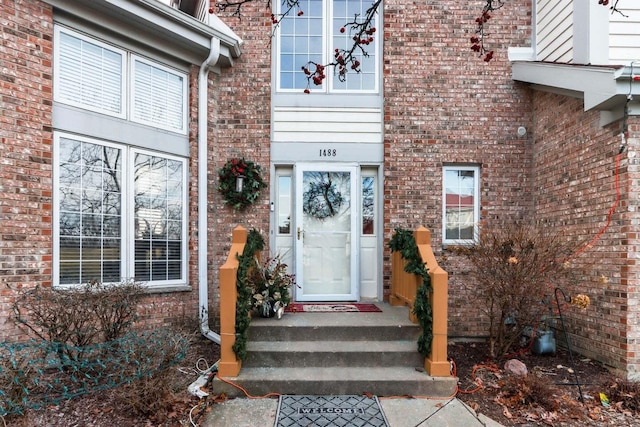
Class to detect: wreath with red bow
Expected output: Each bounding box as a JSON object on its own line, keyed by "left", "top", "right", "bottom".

{"left": 217, "top": 158, "right": 266, "bottom": 210}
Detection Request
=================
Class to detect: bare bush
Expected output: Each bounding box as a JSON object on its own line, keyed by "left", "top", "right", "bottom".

{"left": 114, "top": 331, "right": 191, "bottom": 419}
{"left": 453, "top": 223, "right": 585, "bottom": 358}
{"left": 13, "top": 280, "right": 143, "bottom": 362}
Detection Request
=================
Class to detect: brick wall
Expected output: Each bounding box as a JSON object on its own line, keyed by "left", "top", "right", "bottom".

{"left": 0, "top": 1, "right": 208, "bottom": 341}
{"left": 531, "top": 91, "right": 640, "bottom": 378}
{"left": 382, "top": 0, "right": 534, "bottom": 337}
{"left": 203, "top": 3, "right": 273, "bottom": 318}
{"left": 0, "top": 0, "right": 54, "bottom": 341}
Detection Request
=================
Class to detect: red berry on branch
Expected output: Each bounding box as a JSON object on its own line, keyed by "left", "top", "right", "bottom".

{"left": 208, "top": 7, "right": 214, "bottom": 14}
{"left": 297, "top": 10, "right": 304, "bottom": 16}
{"left": 340, "top": 27, "right": 346, "bottom": 33}
{"left": 304, "top": 88, "right": 310, "bottom": 94}
{"left": 470, "top": 36, "right": 479, "bottom": 43}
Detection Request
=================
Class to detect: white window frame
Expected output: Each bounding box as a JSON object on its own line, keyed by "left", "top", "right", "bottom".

{"left": 442, "top": 165, "right": 480, "bottom": 245}
{"left": 54, "top": 25, "right": 188, "bottom": 135}
{"left": 53, "top": 132, "right": 188, "bottom": 289}
{"left": 131, "top": 55, "right": 188, "bottom": 134}
{"left": 53, "top": 26, "right": 127, "bottom": 119}
{"left": 128, "top": 148, "right": 188, "bottom": 287}
{"left": 275, "top": 0, "right": 379, "bottom": 94}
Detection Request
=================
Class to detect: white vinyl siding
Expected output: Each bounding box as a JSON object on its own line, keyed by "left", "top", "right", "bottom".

{"left": 132, "top": 57, "right": 187, "bottom": 133}
{"left": 536, "top": 0, "right": 573, "bottom": 62}
{"left": 55, "top": 27, "right": 126, "bottom": 118}
{"left": 272, "top": 107, "right": 382, "bottom": 143}
{"left": 609, "top": 6, "right": 640, "bottom": 65}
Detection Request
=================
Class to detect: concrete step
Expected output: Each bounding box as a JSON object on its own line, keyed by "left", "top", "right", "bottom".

{"left": 244, "top": 340, "right": 423, "bottom": 368}
{"left": 212, "top": 366, "right": 458, "bottom": 397}
{"left": 248, "top": 323, "right": 421, "bottom": 341}
{"left": 210, "top": 304, "right": 454, "bottom": 398}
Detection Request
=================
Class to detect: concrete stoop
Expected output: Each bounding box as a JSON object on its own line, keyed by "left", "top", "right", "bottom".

{"left": 210, "top": 304, "right": 457, "bottom": 398}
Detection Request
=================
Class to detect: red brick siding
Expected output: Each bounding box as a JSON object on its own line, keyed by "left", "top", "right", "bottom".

{"left": 207, "top": 2, "right": 272, "bottom": 314}
{"left": 0, "top": 0, "right": 53, "bottom": 341}
{"left": 0, "top": 1, "right": 202, "bottom": 340}
{"left": 531, "top": 91, "right": 640, "bottom": 377}
{"left": 383, "top": 0, "right": 534, "bottom": 337}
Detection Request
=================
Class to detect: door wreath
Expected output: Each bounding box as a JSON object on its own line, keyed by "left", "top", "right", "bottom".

{"left": 302, "top": 174, "right": 344, "bottom": 219}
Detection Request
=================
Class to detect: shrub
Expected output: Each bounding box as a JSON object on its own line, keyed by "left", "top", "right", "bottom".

{"left": 453, "top": 223, "right": 585, "bottom": 358}
{"left": 13, "top": 280, "right": 143, "bottom": 362}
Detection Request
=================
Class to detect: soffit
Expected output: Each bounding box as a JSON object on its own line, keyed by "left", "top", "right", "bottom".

{"left": 43, "top": 0, "right": 242, "bottom": 66}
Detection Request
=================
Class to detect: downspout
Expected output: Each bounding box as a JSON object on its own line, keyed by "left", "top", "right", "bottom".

{"left": 198, "top": 37, "right": 222, "bottom": 343}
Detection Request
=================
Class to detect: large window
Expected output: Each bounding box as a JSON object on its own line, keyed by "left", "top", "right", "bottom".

{"left": 443, "top": 166, "right": 480, "bottom": 244}
{"left": 54, "top": 26, "right": 188, "bottom": 134}
{"left": 54, "top": 134, "right": 187, "bottom": 287}
{"left": 277, "top": 0, "right": 378, "bottom": 92}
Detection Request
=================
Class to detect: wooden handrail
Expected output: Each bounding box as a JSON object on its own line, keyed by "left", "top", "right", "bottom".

{"left": 217, "top": 225, "right": 248, "bottom": 377}
{"left": 390, "top": 226, "right": 450, "bottom": 377}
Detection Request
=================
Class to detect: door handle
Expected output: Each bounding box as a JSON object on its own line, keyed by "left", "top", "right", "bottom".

{"left": 297, "top": 227, "right": 302, "bottom": 240}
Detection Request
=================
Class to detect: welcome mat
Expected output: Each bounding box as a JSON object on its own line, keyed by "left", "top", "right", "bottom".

{"left": 287, "top": 303, "right": 382, "bottom": 313}
{"left": 275, "top": 395, "right": 389, "bottom": 427}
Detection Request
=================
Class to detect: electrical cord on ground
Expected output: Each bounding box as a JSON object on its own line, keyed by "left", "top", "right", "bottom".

{"left": 567, "top": 151, "right": 622, "bottom": 261}
{"left": 215, "top": 375, "right": 282, "bottom": 399}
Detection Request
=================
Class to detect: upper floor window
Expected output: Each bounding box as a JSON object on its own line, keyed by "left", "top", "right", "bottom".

{"left": 277, "top": 0, "right": 379, "bottom": 93}
{"left": 443, "top": 166, "right": 480, "bottom": 245}
{"left": 55, "top": 28, "right": 126, "bottom": 118}
{"left": 54, "top": 26, "right": 188, "bottom": 134}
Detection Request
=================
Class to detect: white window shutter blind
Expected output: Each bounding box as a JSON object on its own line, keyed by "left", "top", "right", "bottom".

{"left": 57, "top": 31, "right": 123, "bottom": 116}
{"left": 132, "top": 58, "right": 186, "bottom": 133}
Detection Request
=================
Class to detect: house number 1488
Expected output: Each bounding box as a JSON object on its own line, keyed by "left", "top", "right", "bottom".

{"left": 319, "top": 149, "right": 337, "bottom": 157}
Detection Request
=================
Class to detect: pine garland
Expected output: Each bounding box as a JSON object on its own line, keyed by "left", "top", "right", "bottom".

{"left": 389, "top": 228, "right": 433, "bottom": 357}
{"left": 231, "top": 229, "right": 265, "bottom": 361}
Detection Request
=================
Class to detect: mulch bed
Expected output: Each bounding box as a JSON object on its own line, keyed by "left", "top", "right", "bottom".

{"left": 8, "top": 337, "right": 638, "bottom": 426}
{"left": 449, "top": 341, "right": 639, "bottom": 426}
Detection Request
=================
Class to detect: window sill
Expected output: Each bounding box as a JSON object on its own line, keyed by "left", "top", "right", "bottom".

{"left": 143, "top": 284, "right": 192, "bottom": 294}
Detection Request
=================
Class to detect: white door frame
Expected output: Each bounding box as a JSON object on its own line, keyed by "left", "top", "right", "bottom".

{"left": 294, "top": 163, "right": 359, "bottom": 301}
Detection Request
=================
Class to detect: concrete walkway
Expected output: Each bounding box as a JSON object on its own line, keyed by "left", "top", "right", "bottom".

{"left": 203, "top": 395, "right": 504, "bottom": 426}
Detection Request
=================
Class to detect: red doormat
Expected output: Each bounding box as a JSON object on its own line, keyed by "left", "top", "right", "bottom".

{"left": 287, "top": 303, "right": 382, "bottom": 313}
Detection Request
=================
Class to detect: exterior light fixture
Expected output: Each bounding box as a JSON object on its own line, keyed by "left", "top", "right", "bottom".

{"left": 235, "top": 175, "right": 244, "bottom": 192}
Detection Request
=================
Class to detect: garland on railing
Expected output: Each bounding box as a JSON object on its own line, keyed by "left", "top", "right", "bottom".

{"left": 232, "top": 229, "right": 265, "bottom": 361}
{"left": 389, "top": 228, "right": 433, "bottom": 357}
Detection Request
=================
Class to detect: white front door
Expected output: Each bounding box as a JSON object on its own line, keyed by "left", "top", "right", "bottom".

{"left": 294, "top": 164, "right": 359, "bottom": 301}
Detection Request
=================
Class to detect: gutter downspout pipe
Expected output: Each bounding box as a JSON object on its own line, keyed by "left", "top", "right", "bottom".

{"left": 198, "top": 37, "right": 222, "bottom": 344}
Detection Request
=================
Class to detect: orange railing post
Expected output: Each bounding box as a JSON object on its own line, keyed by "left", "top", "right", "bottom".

{"left": 218, "top": 225, "right": 248, "bottom": 377}
{"left": 415, "top": 226, "right": 450, "bottom": 377}
{"left": 390, "top": 226, "right": 450, "bottom": 377}
{"left": 390, "top": 247, "right": 420, "bottom": 323}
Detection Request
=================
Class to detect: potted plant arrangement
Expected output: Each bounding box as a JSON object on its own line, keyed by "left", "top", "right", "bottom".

{"left": 247, "top": 256, "right": 295, "bottom": 319}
